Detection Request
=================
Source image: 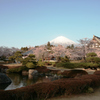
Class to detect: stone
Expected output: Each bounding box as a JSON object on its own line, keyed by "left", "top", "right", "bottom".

{"left": 29, "top": 69, "right": 35, "bottom": 75}
{"left": 0, "top": 73, "right": 11, "bottom": 84}
{"left": 31, "top": 70, "right": 39, "bottom": 76}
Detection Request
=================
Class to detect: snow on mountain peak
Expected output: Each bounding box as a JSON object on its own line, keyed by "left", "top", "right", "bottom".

{"left": 50, "top": 36, "right": 76, "bottom": 47}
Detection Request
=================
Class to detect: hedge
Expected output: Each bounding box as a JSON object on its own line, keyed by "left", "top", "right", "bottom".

{"left": 6, "top": 66, "right": 28, "bottom": 73}
{"left": 1, "top": 72, "right": 100, "bottom": 99}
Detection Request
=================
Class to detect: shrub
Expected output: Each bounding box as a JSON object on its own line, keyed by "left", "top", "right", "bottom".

{"left": 35, "top": 66, "right": 50, "bottom": 73}
{"left": 94, "top": 71, "right": 100, "bottom": 75}
{"left": 83, "top": 63, "right": 99, "bottom": 69}
{"left": 86, "top": 57, "right": 100, "bottom": 63}
{"left": 86, "top": 52, "right": 100, "bottom": 67}
{"left": 0, "top": 78, "right": 92, "bottom": 100}
{"left": 2, "top": 73, "right": 100, "bottom": 99}
{"left": 86, "top": 52, "right": 97, "bottom": 57}
{"left": 56, "top": 62, "right": 75, "bottom": 69}
{"left": 61, "top": 56, "right": 70, "bottom": 62}
{"left": 93, "top": 57, "right": 100, "bottom": 63}
{"left": 37, "top": 60, "right": 45, "bottom": 66}
{"left": 26, "top": 62, "right": 36, "bottom": 69}
{"left": 6, "top": 66, "right": 28, "bottom": 73}
{"left": 22, "top": 54, "right": 37, "bottom": 66}
{"left": 45, "top": 62, "right": 52, "bottom": 66}
{"left": 56, "top": 62, "right": 85, "bottom": 69}
{"left": 60, "top": 70, "right": 88, "bottom": 78}
{"left": 81, "top": 74, "right": 100, "bottom": 87}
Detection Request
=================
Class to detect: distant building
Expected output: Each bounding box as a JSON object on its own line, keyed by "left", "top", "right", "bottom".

{"left": 88, "top": 35, "right": 100, "bottom": 48}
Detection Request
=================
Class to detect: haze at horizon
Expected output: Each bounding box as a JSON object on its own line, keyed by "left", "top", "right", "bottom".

{"left": 0, "top": 0, "right": 100, "bottom": 48}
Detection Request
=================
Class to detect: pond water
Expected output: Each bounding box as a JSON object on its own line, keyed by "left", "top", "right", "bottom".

{"left": 2, "top": 73, "right": 56, "bottom": 90}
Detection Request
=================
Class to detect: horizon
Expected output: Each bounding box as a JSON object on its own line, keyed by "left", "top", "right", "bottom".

{"left": 0, "top": 0, "right": 100, "bottom": 48}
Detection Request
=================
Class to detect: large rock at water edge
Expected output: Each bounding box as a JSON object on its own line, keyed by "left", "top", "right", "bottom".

{"left": 0, "top": 73, "right": 11, "bottom": 84}
{"left": 31, "top": 70, "right": 39, "bottom": 76}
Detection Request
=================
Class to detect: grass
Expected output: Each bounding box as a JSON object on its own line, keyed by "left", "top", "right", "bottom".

{"left": 70, "top": 60, "right": 83, "bottom": 63}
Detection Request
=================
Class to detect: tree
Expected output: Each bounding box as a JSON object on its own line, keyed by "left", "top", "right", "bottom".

{"left": 9, "top": 56, "right": 15, "bottom": 63}
{"left": 78, "top": 38, "right": 91, "bottom": 61}
{"left": 86, "top": 52, "right": 100, "bottom": 63}
{"left": 61, "top": 56, "right": 70, "bottom": 62}
{"left": 21, "top": 47, "right": 28, "bottom": 52}
{"left": 0, "top": 46, "right": 19, "bottom": 57}
{"left": 47, "top": 41, "right": 51, "bottom": 50}
{"left": 14, "top": 51, "right": 23, "bottom": 63}
{"left": 71, "top": 44, "right": 74, "bottom": 49}
{"left": 66, "top": 45, "right": 71, "bottom": 49}
{"left": 86, "top": 52, "right": 97, "bottom": 57}
{"left": 26, "top": 62, "right": 36, "bottom": 69}
{"left": 9, "top": 51, "right": 23, "bottom": 63}
{"left": 22, "top": 54, "right": 37, "bottom": 68}
{"left": 47, "top": 41, "right": 50, "bottom": 47}
{"left": 0, "top": 55, "right": 6, "bottom": 60}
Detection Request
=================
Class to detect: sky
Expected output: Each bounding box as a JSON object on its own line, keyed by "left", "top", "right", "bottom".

{"left": 0, "top": 0, "right": 100, "bottom": 48}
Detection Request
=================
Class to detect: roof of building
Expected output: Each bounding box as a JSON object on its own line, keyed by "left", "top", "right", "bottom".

{"left": 22, "top": 48, "right": 34, "bottom": 56}
{"left": 93, "top": 35, "right": 100, "bottom": 43}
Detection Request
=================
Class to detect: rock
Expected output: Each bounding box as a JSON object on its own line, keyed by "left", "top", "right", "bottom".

{"left": 29, "top": 69, "right": 35, "bottom": 75}
{"left": 28, "top": 74, "right": 33, "bottom": 79}
{"left": 31, "top": 70, "right": 39, "bottom": 76}
{"left": 0, "top": 73, "right": 11, "bottom": 84}
{"left": 1, "top": 68, "right": 7, "bottom": 73}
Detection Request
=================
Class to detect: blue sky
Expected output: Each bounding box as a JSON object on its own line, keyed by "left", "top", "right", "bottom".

{"left": 0, "top": 0, "right": 100, "bottom": 48}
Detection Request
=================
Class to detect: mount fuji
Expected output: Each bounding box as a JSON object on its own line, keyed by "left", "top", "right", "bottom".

{"left": 50, "top": 36, "right": 77, "bottom": 47}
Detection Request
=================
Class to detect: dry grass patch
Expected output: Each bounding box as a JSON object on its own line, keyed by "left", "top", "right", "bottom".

{"left": 3, "top": 63, "right": 22, "bottom": 69}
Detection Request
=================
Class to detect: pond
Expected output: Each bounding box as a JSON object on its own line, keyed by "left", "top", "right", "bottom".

{"left": 1, "top": 73, "right": 59, "bottom": 90}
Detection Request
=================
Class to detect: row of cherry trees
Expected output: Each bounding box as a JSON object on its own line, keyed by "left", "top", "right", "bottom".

{"left": 1, "top": 38, "right": 100, "bottom": 62}
{"left": 0, "top": 46, "right": 20, "bottom": 60}
{"left": 29, "top": 38, "right": 100, "bottom": 61}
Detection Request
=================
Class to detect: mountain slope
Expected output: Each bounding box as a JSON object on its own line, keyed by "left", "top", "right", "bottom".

{"left": 50, "top": 36, "right": 76, "bottom": 47}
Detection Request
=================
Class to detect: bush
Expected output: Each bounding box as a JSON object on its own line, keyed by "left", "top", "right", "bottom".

{"left": 86, "top": 52, "right": 97, "bottom": 57}
{"left": 6, "top": 66, "right": 28, "bottom": 73}
{"left": 56, "top": 62, "right": 84, "bottom": 69}
{"left": 86, "top": 57, "right": 100, "bottom": 63}
{"left": 83, "top": 63, "right": 99, "bottom": 69}
{"left": 0, "top": 78, "right": 92, "bottom": 100}
{"left": 60, "top": 70, "right": 88, "bottom": 78}
{"left": 81, "top": 74, "right": 100, "bottom": 87}
{"left": 26, "top": 62, "right": 36, "bottom": 69}
{"left": 37, "top": 60, "right": 45, "bottom": 66}
{"left": 94, "top": 71, "right": 100, "bottom": 75}
{"left": 56, "top": 62, "right": 75, "bottom": 69}
{"left": 35, "top": 66, "right": 50, "bottom": 73}
{"left": 22, "top": 54, "right": 37, "bottom": 66}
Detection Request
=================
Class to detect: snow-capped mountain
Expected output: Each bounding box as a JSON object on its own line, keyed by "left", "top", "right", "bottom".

{"left": 50, "top": 36, "right": 76, "bottom": 47}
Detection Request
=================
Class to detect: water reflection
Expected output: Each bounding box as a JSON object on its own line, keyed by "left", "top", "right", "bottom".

{"left": 5, "top": 73, "right": 42, "bottom": 90}
{"left": 4, "top": 73, "right": 58, "bottom": 90}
